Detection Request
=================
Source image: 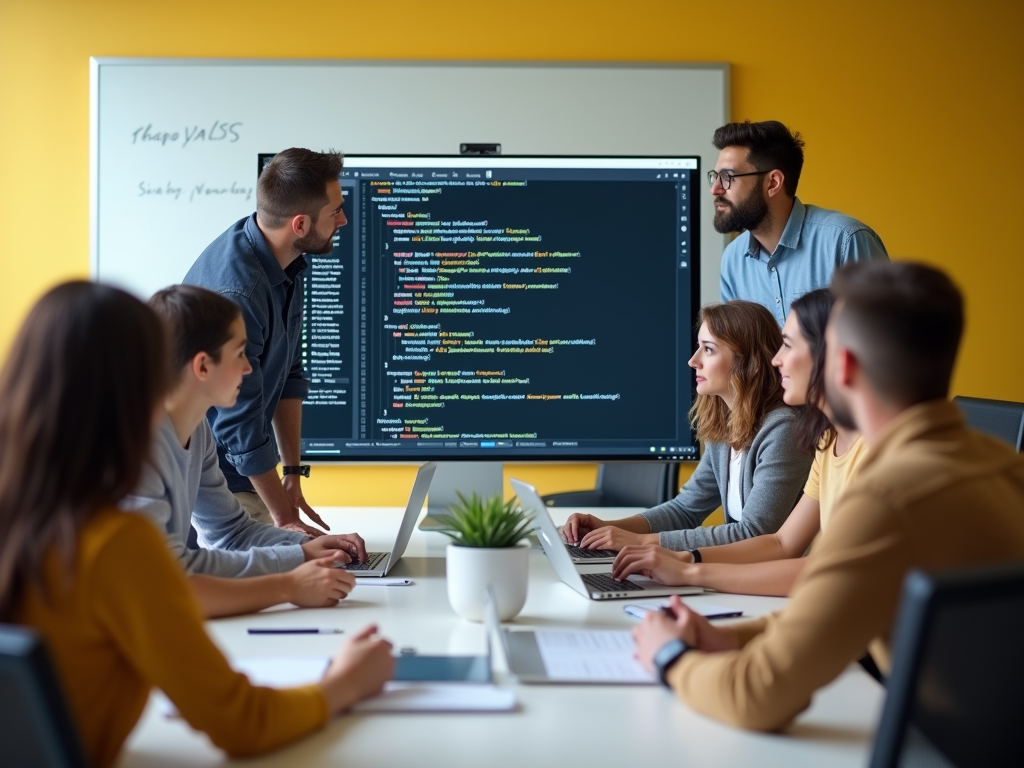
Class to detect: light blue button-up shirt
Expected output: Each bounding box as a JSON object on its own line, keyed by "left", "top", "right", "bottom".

{"left": 719, "top": 198, "right": 888, "bottom": 326}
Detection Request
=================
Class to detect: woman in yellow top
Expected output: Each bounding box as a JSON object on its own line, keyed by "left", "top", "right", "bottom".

{"left": 612, "top": 288, "right": 868, "bottom": 596}
{"left": 0, "top": 282, "right": 394, "bottom": 768}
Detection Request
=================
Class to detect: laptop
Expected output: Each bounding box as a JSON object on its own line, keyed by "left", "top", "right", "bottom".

{"left": 511, "top": 478, "right": 704, "bottom": 600}
{"left": 484, "top": 586, "right": 655, "bottom": 685}
{"left": 340, "top": 462, "right": 437, "bottom": 577}
{"left": 565, "top": 543, "right": 618, "bottom": 565}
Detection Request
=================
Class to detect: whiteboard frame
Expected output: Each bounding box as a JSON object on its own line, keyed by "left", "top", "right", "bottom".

{"left": 89, "top": 58, "right": 729, "bottom": 304}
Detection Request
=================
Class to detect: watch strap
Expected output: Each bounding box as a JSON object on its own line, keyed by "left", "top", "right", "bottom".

{"left": 654, "top": 638, "right": 690, "bottom": 687}
{"left": 282, "top": 465, "right": 310, "bottom": 477}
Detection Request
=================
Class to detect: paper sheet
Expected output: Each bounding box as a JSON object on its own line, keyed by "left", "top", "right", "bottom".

{"left": 230, "top": 656, "right": 515, "bottom": 713}
{"left": 353, "top": 682, "right": 516, "bottom": 712}
{"left": 533, "top": 631, "right": 655, "bottom": 683}
{"left": 234, "top": 656, "right": 330, "bottom": 686}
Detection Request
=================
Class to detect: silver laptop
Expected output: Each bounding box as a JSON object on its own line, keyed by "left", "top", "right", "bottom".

{"left": 565, "top": 543, "right": 618, "bottom": 565}
{"left": 511, "top": 478, "right": 703, "bottom": 600}
{"left": 341, "top": 462, "right": 437, "bottom": 577}
{"left": 484, "top": 586, "right": 655, "bottom": 685}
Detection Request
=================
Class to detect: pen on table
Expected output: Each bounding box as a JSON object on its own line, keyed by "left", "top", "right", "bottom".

{"left": 658, "top": 605, "right": 744, "bottom": 620}
{"left": 247, "top": 628, "right": 344, "bottom": 635}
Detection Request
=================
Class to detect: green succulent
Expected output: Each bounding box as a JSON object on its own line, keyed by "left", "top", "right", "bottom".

{"left": 433, "top": 492, "right": 533, "bottom": 548}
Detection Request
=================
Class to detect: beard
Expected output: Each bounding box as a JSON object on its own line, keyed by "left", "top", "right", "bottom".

{"left": 294, "top": 224, "right": 337, "bottom": 255}
{"left": 824, "top": 375, "right": 857, "bottom": 430}
{"left": 713, "top": 187, "right": 769, "bottom": 234}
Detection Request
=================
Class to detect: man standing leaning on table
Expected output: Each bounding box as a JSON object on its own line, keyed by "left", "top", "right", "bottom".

{"left": 631, "top": 260, "right": 1024, "bottom": 730}
{"left": 185, "top": 148, "right": 346, "bottom": 538}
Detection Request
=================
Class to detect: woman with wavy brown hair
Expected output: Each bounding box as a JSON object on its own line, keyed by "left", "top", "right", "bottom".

{"left": 611, "top": 289, "right": 869, "bottom": 593}
{"left": 0, "top": 282, "right": 393, "bottom": 768}
{"left": 564, "top": 299, "right": 812, "bottom": 553}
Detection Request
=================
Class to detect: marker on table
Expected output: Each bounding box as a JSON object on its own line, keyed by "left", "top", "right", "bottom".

{"left": 247, "top": 628, "right": 344, "bottom": 635}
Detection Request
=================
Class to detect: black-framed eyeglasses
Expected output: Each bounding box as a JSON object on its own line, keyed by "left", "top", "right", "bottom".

{"left": 707, "top": 169, "right": 769, "bottom": 190}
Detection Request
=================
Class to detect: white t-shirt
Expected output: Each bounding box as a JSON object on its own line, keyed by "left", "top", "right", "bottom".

{"left": 726, "top": 447, "right": 747, "bottom": 522}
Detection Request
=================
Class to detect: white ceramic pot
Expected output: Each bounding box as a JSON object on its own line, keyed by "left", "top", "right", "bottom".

{"left": 446, "top": 541, "right": 529, "bottom": 622}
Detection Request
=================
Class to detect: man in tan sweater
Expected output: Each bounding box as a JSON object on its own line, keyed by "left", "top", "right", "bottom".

{"left": 633, "top": 260, "right": 1024, "bottom": 730}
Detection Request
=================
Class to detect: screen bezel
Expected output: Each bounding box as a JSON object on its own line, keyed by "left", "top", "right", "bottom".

{"left": 259, "top": 153, "right": 702, "bottom": 463}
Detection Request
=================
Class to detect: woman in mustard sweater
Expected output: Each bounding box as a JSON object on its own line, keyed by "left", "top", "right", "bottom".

{"left": 0, "top": 281, "right": 394, "bottom": 767}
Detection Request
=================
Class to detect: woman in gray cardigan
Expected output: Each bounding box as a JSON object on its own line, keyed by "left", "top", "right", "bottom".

{"left": 564, "top": 300, "right": 812, "bottom": 552}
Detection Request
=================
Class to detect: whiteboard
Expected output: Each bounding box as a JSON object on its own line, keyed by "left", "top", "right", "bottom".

{"left": 90, "top": 59, "right": 728, "bottom": 303}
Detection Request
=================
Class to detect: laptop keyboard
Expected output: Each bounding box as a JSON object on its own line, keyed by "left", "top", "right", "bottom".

{"left": 341, "top": 551, "right": 388, "bottom": 571}
{"left": 580, "top": 572, "right": 644, "bottom": 593}
{"left": 566, "top": 545, "right": 619, "bottom": 559}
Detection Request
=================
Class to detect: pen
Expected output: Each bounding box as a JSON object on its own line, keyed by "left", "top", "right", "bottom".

{"left": 657, "top": 605, "right": 742, "bottom": 620}
{"left": 247, "top": 628, "right": 344, "bottom": 635}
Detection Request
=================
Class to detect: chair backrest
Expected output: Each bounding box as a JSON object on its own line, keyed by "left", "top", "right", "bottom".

{"left": 953, "top": 395, "right": 1024, "bottom": 452}
{"left": 868, "top": 561, "right": 1024, "bottom": 768}
{"left": 0, "top": 624, "right": 89, "bottom": 768}
{"left": 597, "top": 462, "right": 680, "bottom": 508}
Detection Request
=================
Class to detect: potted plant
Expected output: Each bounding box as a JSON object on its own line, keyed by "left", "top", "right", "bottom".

{"left": 434, "top": 492, "right": 533, "bottom": 622}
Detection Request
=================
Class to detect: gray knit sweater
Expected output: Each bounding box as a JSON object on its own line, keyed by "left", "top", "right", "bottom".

{"left": 122, "top": 415, "right": 307, "bottom": 576}
{"left": 641, "top": 406, "right": 812, "bottom": 549}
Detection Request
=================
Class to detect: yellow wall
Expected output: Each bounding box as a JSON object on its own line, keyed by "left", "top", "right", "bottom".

{"left": 1, "top": 0, "right": 1021, "bottom": 505}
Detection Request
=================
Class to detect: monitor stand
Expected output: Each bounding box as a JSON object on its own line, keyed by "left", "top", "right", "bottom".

{"left": 419, "top": 462, "right": 503, "bottom": 531}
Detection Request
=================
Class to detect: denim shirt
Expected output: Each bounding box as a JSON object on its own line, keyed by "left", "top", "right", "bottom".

{"left": 183, "top": 214, "right": 309, "bottom": 493}
{"left": 719, "top": 198, "right": 888, "bottom": 326}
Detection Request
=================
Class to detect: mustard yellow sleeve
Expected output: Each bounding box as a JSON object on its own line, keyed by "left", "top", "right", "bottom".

{"left": 802, "top": 447, "right": 824, "bottom": 500}
{"left": 666, "top": 487, "right": 909, "bottom": 730}
{"left": 731, "top": 616, "right": 770, "bottom": 647}
{"left": 89, "top": 516, "right": 329, "bottom": 756}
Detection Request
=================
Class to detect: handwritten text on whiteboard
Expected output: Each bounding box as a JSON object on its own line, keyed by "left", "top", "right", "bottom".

{"left": 131, "top": 121, "right": 243, "bottom": 148}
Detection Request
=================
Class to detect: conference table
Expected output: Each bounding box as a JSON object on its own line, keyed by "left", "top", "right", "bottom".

{"left": 120, "top": 506, "right": 884, "bottom": 767}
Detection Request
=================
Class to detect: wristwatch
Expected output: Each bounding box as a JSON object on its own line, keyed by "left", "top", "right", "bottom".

{"left": 282, "top": 465, "right": 310, "bottom": 477}
{"left": 688, "top": 548, "right": 702, "bottom": 563}
{"left": 653, "top": 638, "right": 690, "bottom": 687}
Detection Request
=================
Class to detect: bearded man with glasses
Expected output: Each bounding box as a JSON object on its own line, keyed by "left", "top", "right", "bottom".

{"left": 711, "top": 120, "right": 888, "bottom": 326}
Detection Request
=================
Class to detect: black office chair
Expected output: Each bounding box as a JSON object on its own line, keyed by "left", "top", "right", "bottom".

{"left": 952, "top": 395, "right": 1024, "bottom": 452}
{"left": 541, "top": 462, "right": 680, "bottom": 508}
{"left": 868, "top": 561, "right": 1024, "bottom": 768}
{"left": 0, "top": 625, "right": 89, "bottom": 768}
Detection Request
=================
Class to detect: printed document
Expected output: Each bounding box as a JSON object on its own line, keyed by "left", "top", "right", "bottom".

{"left": 534, "top": 631, "right": 655, "bottom": 683}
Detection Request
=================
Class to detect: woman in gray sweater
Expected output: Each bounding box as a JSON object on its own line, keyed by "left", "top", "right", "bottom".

{"left": 564, "top": 300, "right": 812, "bottom": 552}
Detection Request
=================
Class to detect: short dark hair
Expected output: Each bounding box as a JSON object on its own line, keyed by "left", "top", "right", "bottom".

{"left": 0, "top": 281, "right": 169, "bottom": 620}
{"left": 712, "top": 120, "right": 805, "bottom": 196}
{"left": 790, "top": 288, "right": 836, "bottom": 453}
{"left": 831, "top": 261, "right": 964, "bottom": 406}
{"left": 256, "top": 148, "right": 344, "bottom": 229}
{"left": 148, "top": 284, "right": 243, "bottom": 375}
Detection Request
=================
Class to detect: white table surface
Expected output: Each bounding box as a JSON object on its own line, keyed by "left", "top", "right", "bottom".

{"left": 119, "top": 506, "right": 884, "bottom": 767}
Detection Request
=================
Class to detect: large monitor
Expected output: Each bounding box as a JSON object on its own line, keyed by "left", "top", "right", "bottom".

{"left": 260, "top": 154, "right": 701, "bottom": 465}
